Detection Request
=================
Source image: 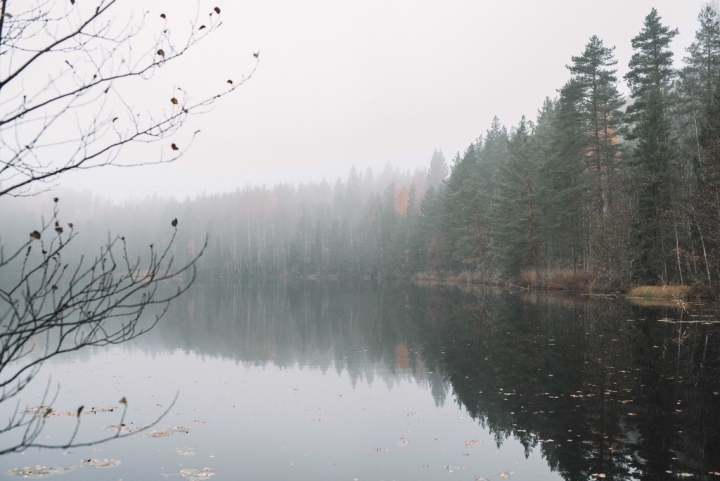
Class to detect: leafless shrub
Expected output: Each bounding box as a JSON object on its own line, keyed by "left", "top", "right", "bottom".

{"left": 0, "top": 0, "right": 255, "bottom": 454}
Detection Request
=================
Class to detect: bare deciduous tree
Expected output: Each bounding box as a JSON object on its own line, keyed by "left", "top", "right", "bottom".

{"left": 0, "top": 0, "right": 257, "bottom": 454}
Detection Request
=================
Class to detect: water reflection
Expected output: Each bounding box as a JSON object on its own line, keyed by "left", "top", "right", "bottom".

{"left": 141, "top": 282, "right": 720, "bottom": 480}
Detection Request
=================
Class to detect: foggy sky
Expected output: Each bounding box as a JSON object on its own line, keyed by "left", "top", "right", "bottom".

{"left": 61, "top": 0, "right": 705, "bottom": 200}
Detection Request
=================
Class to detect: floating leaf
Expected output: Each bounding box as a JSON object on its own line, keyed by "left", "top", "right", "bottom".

{"left": 105, "top": 424, "right": 145, "bottom": 435}
{"left": 199, "top": 25, "right": 206, "bottom": 30}
{"left": 160, "top": 13, "right": 166, "bottom": 19}
{"left": 227, "top": 79, "right": 233, "bottom": 85}
{"left": 119, "top": 396, "right": 127, "bottom": 405}
{"left": 171, "top": 143, "right": 179, "bottom": 151}
{"left": 157, "top": 49, "right": 165, "bottom": 57}
{"left": 214, "top": 7, "right": 220, "bottom": 14}
{"left": 80, "top": 459, "right": 121, "bottom": 469}
{"left": 30, "top": 231, "right": 41, "bottom": 240}
{"left": 253, "top": 51, "right": 259, "bottom": 58}
{"left": 5, "top": 465, "right": 75, "bottom": 478}
{"left": 500, "top": 471, "right": 511, "bottom": 479}
{"left": 25, "top": 405, "right": 115, "bottom": 418}
{"left": 148, "top": 425, "right": 191, "bottom": 438}
{"left": 171, "top": 218, "right": 178, "bottom": 227}
{"left": 171, "top": 97, "right": 178, "bottom": 105}
{"left": 175, "top": 446, "right": 198, "bottom": 457}
{"left": 178, "top": 468, "right": 215, "bottom": 480}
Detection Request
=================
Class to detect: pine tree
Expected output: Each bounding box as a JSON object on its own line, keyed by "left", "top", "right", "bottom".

{"left": 679, "top": 5, "right": 720, "bottom": 185}
{"left": 441, "top": 147, "right": 483, "bottom": 270}
{"left": 684, "top": 5, "right": 720, "bottom": 110}
{"left": 380, "top": 182, "right": 400, "bottom": 276}
{"left": 568, "top": 35, "right": 625, "bottom": 218}
{"left": 427, "top": 149, "right": 450, "bottom": 188}
{"left": 494, "top": 117, "right": 540, "bottom": 276}
{"left": 673, "top": 6, "right": 720, "bottom": 286}
{"left": 534, "top": 91, "right": 587, "bottom": 271}
{"left": 476, "top": 117, "right": 510, "bottom": 272}
{"left": 624, "top": 8, "right": 679, "bottom": 283}
{"left": 412, "top": 186, "right": 444, "bottom": 273}
{"left": 398, "top": 183, "right": 419, "bottom": 275}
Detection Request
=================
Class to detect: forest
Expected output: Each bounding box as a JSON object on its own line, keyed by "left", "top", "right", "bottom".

{"left": 5, "top": 6, "right": 720, "bottom": 292}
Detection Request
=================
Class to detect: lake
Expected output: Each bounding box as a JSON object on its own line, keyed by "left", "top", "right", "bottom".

{"left": 2, "top": 282, "right": 719, "bottom": 480}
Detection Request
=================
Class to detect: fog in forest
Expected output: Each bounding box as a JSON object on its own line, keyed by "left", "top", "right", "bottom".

{"left": 4, "top": 2, "right": 720, "bottom": 479}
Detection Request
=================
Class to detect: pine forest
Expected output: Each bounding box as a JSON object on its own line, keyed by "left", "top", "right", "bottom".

{"left": 6, "top": 6, "right": 720, "bottom": 294}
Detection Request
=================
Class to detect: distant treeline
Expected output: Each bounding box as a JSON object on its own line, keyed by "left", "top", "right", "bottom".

{"left": 5, "top": 6, "right": 720, "bottom": 290}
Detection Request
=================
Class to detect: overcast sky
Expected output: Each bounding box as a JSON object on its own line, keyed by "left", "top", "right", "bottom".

{"left": 62, "top": 0, "right": 706, "bottom": 200}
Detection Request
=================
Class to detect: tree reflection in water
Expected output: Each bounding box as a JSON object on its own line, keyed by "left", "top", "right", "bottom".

{"left": 145, "top": 282, "right": 720, "bottom": 480}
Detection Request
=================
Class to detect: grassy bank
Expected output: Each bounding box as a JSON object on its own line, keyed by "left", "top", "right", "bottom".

{"left": 412, "top": 268, "right": 713, "bottom": 299}
{"left": 626, "top": 285, "right": 693, "bottom": 299}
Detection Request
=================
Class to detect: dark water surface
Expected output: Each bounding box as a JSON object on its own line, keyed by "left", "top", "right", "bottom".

{"left": 2, "top": 283, "right": 720, "bottom": 480}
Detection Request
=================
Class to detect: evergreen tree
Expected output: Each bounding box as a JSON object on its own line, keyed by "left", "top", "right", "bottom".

{"left": 679, "top": 5, "right": 720, "bottom": 188}
{"left": 624, "top": 8, "right": 679, "bottom": 283}
{"left": 534, "top": 92, "right": 586, "bottom": 271}
{"left": 398, "top": 183, "right": 419, "bottom": 275}
{"left": 684, "top": 5, "right": 720, "bottom": 110}
{"left": 427, "top": 149, "right": 450, "bottom": 188}
{"left": 441, "top": 147, "right": 483, "bottom": 270}
{"left": 412, "top": 186, "right": 444, "bottom": 273}
{"left": 380, "top": 182, "right": 400, "bottom": 276}
{"left": 568, "top": 35, "right": 625, "bottom": 218}
{"left": 475, "top": 118, "right": 510, "bottom": 273}
{"left": 494, "top": 118, "right": 540, "bottom": 276}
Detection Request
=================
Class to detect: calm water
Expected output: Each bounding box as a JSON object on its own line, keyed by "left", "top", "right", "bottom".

{"left": 2, "top": 283, "right": 719, "bottom": 480}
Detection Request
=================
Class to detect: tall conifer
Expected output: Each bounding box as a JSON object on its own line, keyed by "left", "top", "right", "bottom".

{"left": 624, "top": 8, "right": 679, "bottom": 283}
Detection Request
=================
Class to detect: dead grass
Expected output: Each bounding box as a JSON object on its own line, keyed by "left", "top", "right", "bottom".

{"left": 625, "top": 297, "right": 683, "bottom": 308}
{"left": 411, "top": 271, "right": 445, "bottom": 283}
{"left": 412, "top": 270, "right": 504, "bottom": 287}
{"left": 519, "top": 268, "right": 592, "bottom": 291}
{"left": 627, "top": 285, "right": 692, "bottom": 300}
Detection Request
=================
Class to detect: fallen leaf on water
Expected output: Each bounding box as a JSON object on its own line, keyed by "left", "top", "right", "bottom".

{"left": 80, "top": 459, "right": 121, "bottom": 468}
{"left": 500, "top": 470, "right": 511, "bottom": 479}
{"left": 148, "top": 425, "right": 191, "bottom": 438}
{"left": 175, "top": 446, "right": 197, "bottom": 457}
{"left": 104, "top": 424, "right": 145, "bottom": 435}
{"left": 25, "top": 405, "right": 116, "bottom": 418}
{"left": 465, "top": 439, "right": 479, "bottom": 447}
{"left": 179, "top": 467, "right": 215, "bottom": 479}
{"left": 5, "top": 465, "right": 75, "bottom": 477}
